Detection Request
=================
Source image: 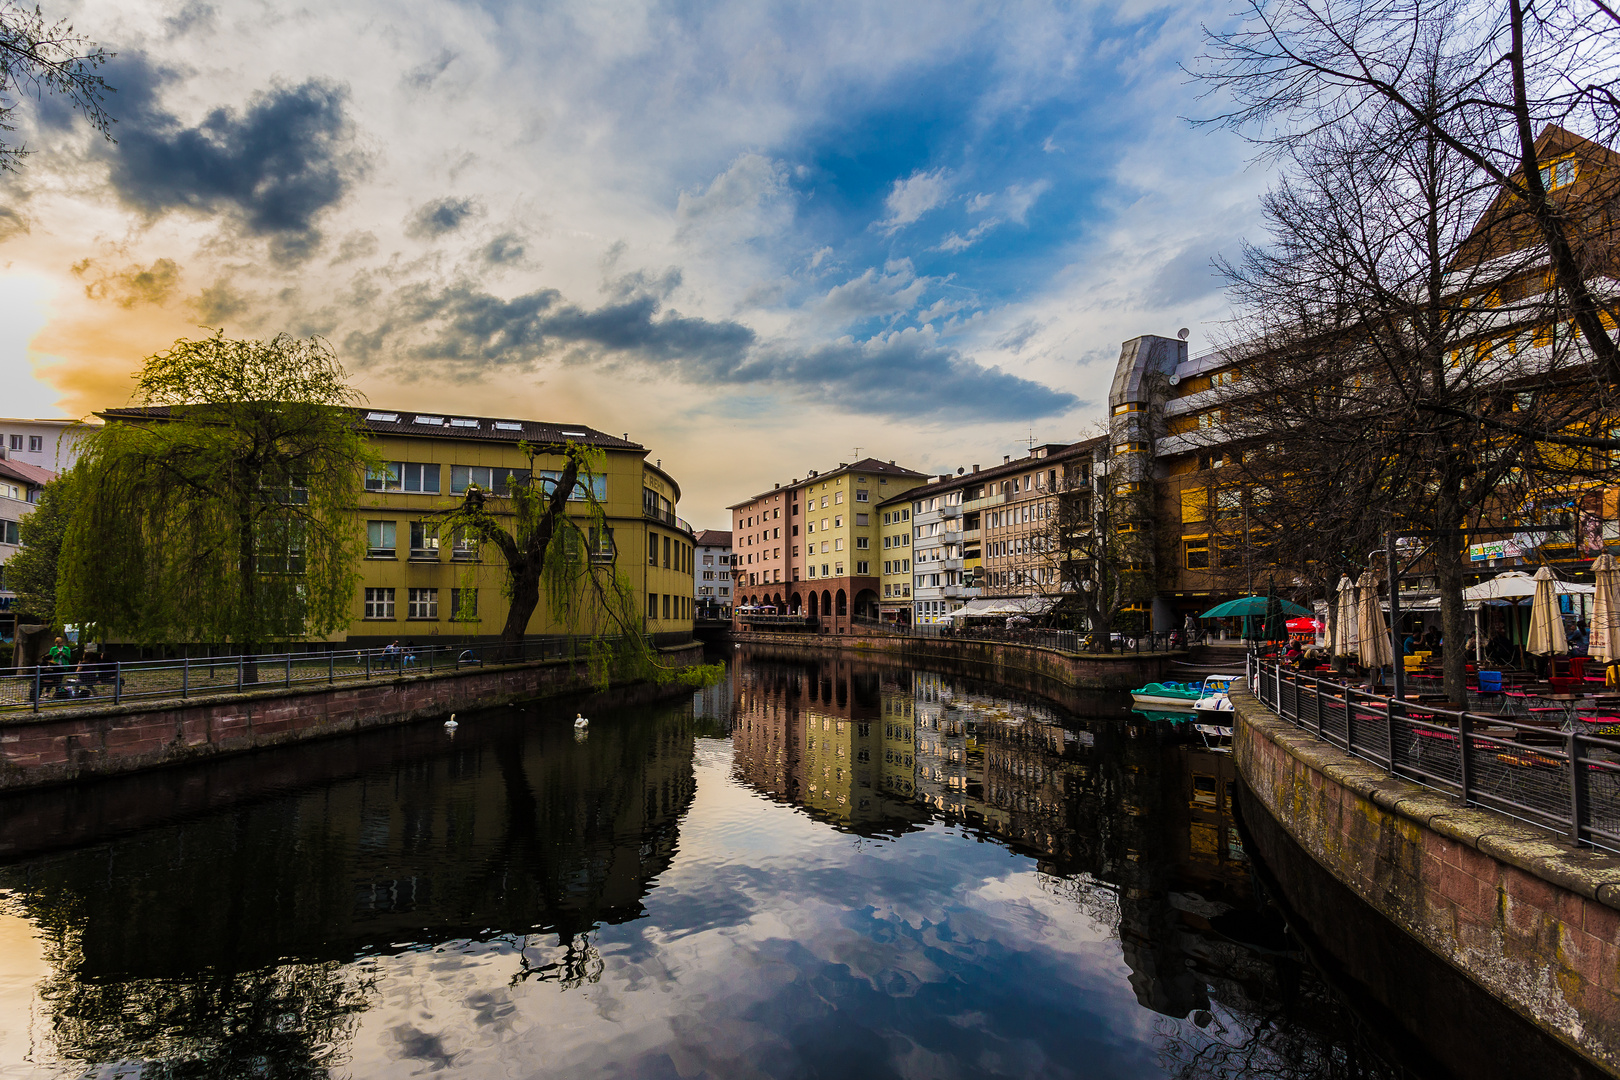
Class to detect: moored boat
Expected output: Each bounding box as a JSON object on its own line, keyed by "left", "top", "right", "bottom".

{"left": 1130, "top": 680, "right": 1204, "bottom": 710}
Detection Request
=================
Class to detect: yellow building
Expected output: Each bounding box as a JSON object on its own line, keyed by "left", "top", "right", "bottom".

{"left": 878, "top": 504, "right": 914, "bottom": 622}
{"left": 350, "top": 409, "right": 694, "bottom": 646}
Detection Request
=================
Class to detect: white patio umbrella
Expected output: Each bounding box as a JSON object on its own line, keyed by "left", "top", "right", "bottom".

{"left": 1525, "top": 565, "right": 1568, "bottom": 657}
{"left": 1334, "top": 574, "right": 1359, "bottom": 657}
{"left": 1590, "top": 555, "right": 1620, "bottom": 665}
{"left": 1356, "top": 568, "right": 1394, "bottom": 671}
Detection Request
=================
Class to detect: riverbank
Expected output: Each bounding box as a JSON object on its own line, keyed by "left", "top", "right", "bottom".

{"left": 0, "top": 641, "right": 704, "bottom": 792}
{"left": 728, "top": 630, "right": 1180, "bottom": 695}
{"left": 1231, "top": 685, "right": 1620, "bottom": 1075}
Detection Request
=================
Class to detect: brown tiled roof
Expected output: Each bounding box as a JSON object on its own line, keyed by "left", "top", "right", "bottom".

{"left": 98, "top": 406, "right": 644, "bottom": 451}
{"left": 695, "top": 529, "right": 732, "bottom": 547}
{"left": 876, "top": 439, "right": 1102, "bottom": 505}
{"left": 0, "top": 458, "right": 54, "bottom": 487}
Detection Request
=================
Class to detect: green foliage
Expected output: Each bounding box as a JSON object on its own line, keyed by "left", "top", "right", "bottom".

{"left": 438, "top": 439, "right": 664, "bottom": 688}
{"left": 664, "top": 662, "right": 725, "bottom": 690}
{"left": 5, "top": 467, "right": 79, "bottom": 625}
{"left": 57, "top": 331, "right": 376, "bottom": 648}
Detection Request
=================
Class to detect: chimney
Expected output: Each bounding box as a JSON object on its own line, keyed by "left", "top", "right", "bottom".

{"left": 1003, "top": 455, "right": 1011, "bottom": 464}
{"left": 888, "top": 460, "right": 895, "bottom": 465}
{"left": 774, "top": 483, "right": 780, "bottom": 489}
{"left": 972, "top": 464, "right": 980, "bottom": 473}
{"left": 839, "top": 462, "right": 848, "bottom": 468}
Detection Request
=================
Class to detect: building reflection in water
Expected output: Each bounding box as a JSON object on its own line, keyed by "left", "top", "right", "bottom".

{"left": 729, "top": 657, "right": 1408, "bottom": 1080}
{"left": 0, "top": 705, "right": 696, "bottom": 1079}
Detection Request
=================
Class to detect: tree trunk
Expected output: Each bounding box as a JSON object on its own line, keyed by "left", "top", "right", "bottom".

{"left": 238, "top": 506, "right": 259, "bottom": 684}
{"left": 501, "top": 562, "right": 543, "bottom": 663}
{"left": 1436, "top": 522, "right": 1470, "bottom": 705}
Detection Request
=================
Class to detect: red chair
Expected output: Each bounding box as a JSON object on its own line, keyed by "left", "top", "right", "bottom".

{"left": 1569, "top": 656, "right": 1588, "bottom": 680}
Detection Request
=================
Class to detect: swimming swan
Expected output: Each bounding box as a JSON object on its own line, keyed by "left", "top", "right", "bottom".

{"left": 444, "top": 714, "right": 459, "bottom": 730}
{"left": 575, "top": 713, "right": 589, "bottom": 729}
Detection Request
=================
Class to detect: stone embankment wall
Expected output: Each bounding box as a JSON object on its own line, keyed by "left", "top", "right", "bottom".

{"left": 0, "top": 642, "right": 703, "bottom": 792}
{"left": 731, "top": 631, "right": 1179, "bottom": 692}
{"left": 1232, "top": 687, "right": 1620, "bottom": 1075}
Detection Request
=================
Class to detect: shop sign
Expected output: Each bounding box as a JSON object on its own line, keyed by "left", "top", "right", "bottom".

{"left": 1469, "top": 540, "right": 1524, "bottom": 562}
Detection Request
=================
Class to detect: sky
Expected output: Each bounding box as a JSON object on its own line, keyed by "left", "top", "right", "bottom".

{"left": 0, "top": 0, "right": 1271, "bottom": 527}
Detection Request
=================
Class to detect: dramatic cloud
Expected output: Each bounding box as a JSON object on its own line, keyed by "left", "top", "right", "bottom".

{"left": 877, "top": 168, "right": 952, "bottom": 234}
{"left": 74, "top": 257, "right": 181, "bottom": 307}
{"left": 817, "top": 263, "right": 930, "bottom": 323}
{"left": 345, "top": 280, "right": 1074, "bottom": 421}
{"left": 676, "top": 153, "right": 792, "bottom": 244}
{"left": 103, "top": 55, "right": 356, "bottom": 235}
{"left": 407, "top": 197, "right": 482, "bottom": 239}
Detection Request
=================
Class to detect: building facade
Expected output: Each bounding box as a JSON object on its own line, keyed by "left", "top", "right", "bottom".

{"left": 0, "top": 458, "right": 55, "bottom": 643}
{"left": 729, "top": 487, "right": 792, "bottom": 603}
{"left": 693, "top": 529, "right": 733, "bottom": 620}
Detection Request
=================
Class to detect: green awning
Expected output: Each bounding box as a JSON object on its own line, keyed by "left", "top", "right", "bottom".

{"left": 1200, "top": 595, "right": 1312, "bottom": 619}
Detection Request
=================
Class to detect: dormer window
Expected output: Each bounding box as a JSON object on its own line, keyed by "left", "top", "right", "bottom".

{"left": 1540, "top": 157, "right": 1576, "bottom": 192}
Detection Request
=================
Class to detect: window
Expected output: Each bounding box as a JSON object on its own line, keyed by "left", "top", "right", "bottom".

{"left": 408, "top": 587, "right": 438, "bottom": 619}
{"left": 402, "top": 463, "right": 440, "bottom": 493}
{"left": 856, "top": 561, "right": 869, "bottom": 574}
{"left": 663, "top": 534, "right": 672, "bottom": 568}
{"left": 6, "top": 435, "right": 19, "bottom": 450}
{"left": 822, "top": 564, "right": 830, "bottom": 577}
{"left": 365, "top": 412, "right": 398, "bottom": 422}
{"left": 494, "top": 421, "right": 523, "bottom": 431}
{"left": 821, "top": 496, "right": 829, "bottom": 509}
{"left": 367, "top": 520, "right": 396, "bottom": 557}
{"left": 1540, "top": 156, "right": 1577, "bottom": 192}
{"left": 450, "top": 418, "right": 479, "bottom": 429}
{"left": 450, "top": 588, "right": 478, "bottom": 620}
{"left": 366, "top": 462, "right": 402, "bottom": 492}
{"left": 364, "top": 587, "right": 395, "bottom": 619}
{"left": 649, "top": 532, "right": 659, "bottom": 565}
{"left": 1184, "top": 538, "right": 1210, "bottom": 570}
{"left": 2, "top": 518, "right": 21, "bottom": 545}
{"left": 855, "top": 490, "right": 868, "bottom": 502}
{"left": 648, "top": 592, "right": 659, "bottom": 618}
{"left": 27, "top": 436, "right": 41, "bottom": 452}
{"left": 901, "top": 508, "right": 909, "bottom": 521}
{"left": 540, "top": 471, "right": 607, "bottom": 501}
{"left": 662, "top": 593, "right": 671, "bottom": 619}
{"left": 451, "top": 528, "right": 479, "bottom": 561}
{"left": 834, "top": 491, "right": 844, "bottom": 504}
{"left": 588, "top": 526, "right": 614, "bottom": 562}
{"left": 834, "top": 538, "right": 844, "bottom": 551}
{"left": 410, "top": 521, "right": 439, "bottom": 557}
{"left": 451, "top": 465, "right": 530, "bottom": 494}
{"left": 834, "top": 515, "right": 843, "bottom": 528}
{"left": 856, "top": 536, "right": 869, "bottom": 549}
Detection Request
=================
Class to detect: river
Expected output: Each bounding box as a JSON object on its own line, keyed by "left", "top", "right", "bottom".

{"left": 0, "top": 653, "right": 1461, "bottom": 1078}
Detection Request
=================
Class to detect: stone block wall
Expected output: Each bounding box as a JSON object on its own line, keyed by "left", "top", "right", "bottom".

{"left": 1233, "top": 688, "right": 1620, "bottom": 1074}
{"left": 0, "top": 642, "right": 703, "bottom": 792}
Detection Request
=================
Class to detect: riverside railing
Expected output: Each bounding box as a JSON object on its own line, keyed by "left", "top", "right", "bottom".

{"left": 838, "top": 616, "right": 1176, "bottom": 654}
{"left": 0, "top": 638, "right": 621, "bottom": 715}
{"left": 1248, "top": 658, "right": 1620, "bottom": 854}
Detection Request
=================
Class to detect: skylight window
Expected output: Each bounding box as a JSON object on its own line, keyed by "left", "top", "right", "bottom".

{"left": 365, "top": 412, "right": 399, "bottom": 422}
{"left": 415, "top": 415, "right": 444, "bottom": 425}
{"left": 449, "top": 418, "right": 479, "bottom": 428}
{"left": 494, "top": 421, "right": 523, "bottom": 431}
{"left": 560, "top": 430, "right": 588, "bottom": 437}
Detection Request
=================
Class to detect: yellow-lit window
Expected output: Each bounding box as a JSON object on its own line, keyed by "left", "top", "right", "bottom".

{"left": 1114, "top": 441, "right": 1148, "bottom": 455}
{"left": 1180, "top": 486, "right": 1207, "bottom": 524}
{"left": 1184, "top": 537, "right": 1210, "bottom": 569}
{"left": 1112, "top": 402, "right": 1143, "bottom": 415}
{"left": 1539, "top": 156, "right": 1577, "bottom": 192}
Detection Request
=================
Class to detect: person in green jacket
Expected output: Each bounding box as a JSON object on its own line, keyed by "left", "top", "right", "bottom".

{"left": 39, "top": 636, "right": 72, "bottom": 699}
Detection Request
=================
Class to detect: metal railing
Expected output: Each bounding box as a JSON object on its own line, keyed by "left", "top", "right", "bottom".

{"left": 838, "top": 615, "right": 1178, "bottom": 653}
{"left": 1, "top": 637, "right": 623, "bottom": 715}
{"left": 1249, "top": 659, "right": 1620, "bottom": 853}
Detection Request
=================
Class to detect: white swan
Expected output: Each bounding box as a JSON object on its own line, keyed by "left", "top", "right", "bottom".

{"left": 574, "top": 713, "right": 589, "bottom": 730}
{"left": 444, "top": 713, "right": 459, "bottom": 730}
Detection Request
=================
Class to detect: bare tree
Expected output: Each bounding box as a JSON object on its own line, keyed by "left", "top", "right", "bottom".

{"left": 1207, "top": 51, "right": 1620, "bottom": 700}
{"left": 0, "top": 3, "right": 114, "bottom": 169}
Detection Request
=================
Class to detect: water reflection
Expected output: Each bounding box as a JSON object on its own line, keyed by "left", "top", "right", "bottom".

{"left": 0, "top": 659, "right": 1431, "bottom": 1079}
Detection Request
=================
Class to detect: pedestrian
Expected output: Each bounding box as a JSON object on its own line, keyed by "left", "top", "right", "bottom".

{"left": 39, "top": 636, "right": 72, "bottom": 699}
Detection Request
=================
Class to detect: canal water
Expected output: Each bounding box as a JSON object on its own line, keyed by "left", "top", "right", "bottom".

{"left": 0, "top": 655, "right": 1431, "bottom": 1078}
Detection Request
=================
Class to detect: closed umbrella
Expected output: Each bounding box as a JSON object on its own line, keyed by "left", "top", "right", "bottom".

{"left": 1526, "top": 565, "right": 1568, "bottom": 657}
{"left": 1334, "top": 574, "right": 1359, "bottom": 657}
{"left": 1356, "top": 568, "right": 1393, "bottom": 671}
{"left": 1591, "top": 555, "right": 1620, "bottom": 666}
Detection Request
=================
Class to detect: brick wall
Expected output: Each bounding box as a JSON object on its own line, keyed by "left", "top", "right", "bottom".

{"left": 1233, "top": 688, "right": 1620, "bottom": 1074}
{"left": 0, "top": 642, "right": 703, "bottom": 792}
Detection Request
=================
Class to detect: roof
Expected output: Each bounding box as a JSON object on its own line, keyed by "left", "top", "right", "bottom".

{"left": 695, "top": 529, "right": 732, "bottom": 547}
{"left": 99, "top": 406, "right": 644, "bottom": 452}
{"left": 0, "top": 458, "right": 55, "bottom": 486}
{"left": 876, "top": 439, "right": 1103, "bottom": 505}
{"left": 730, "top": 457, "right": 928, "bottom": 508}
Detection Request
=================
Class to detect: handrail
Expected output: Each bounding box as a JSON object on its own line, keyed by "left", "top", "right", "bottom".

{"left": 1248, "top": 658, "right": 1620, "bottom": 853}
{"left": 0, "top": 637, "right": 649, "bottom": 716}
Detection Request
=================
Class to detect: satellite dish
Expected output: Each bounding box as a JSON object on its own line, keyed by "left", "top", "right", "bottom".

{"left": 1177, "top": 328, "right": 1190, "bottom": 340}
{"left": 1169, "top": 374, "right": 1181, "bottom": 385}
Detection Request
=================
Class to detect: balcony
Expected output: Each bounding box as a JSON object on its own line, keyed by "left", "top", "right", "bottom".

{"left": 963, "top": 492, "right": 1005, "bottom": 512}
{"left": 943, "top": 584, "right": 971, "bottom": 598}
{"left": 941, "top": 504, "right": 961, "bottom": 519}
{"left": 941, "top": 557, "right": 963, "bottom": 571}
{"left": 941, "top": 527, "right": 962, "bottom": 543}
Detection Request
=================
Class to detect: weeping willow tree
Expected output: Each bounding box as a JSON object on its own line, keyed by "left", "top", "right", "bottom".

{"left": 439, "top": 439, "right": 663, "bottom": 685}
{"left": 57, "top": 332, "right": 374, "bottom": 674}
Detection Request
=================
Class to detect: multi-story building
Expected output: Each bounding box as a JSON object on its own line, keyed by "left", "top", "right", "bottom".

{"left": 790, "top": 459, "right": 927, "bottom": 633}
{"left": 731, "top": 459, "right": 926, "bottom": 634}
{"left": 878, "top": 503, "right": 914, "bottom": 623}
{"left": 98, "top": 407, "right": 696, "bottom": 647}
{"left": 693, "top": 529, "right": 733, "bottom": 620}
{"left": 728, "top": 486, "right": 792, "bottom": 605}
{"left": 0, "top": 418, "right": 88, "bottom": 473}
{"left": 0, "top": 457, "right": 55, "bottom": 643}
